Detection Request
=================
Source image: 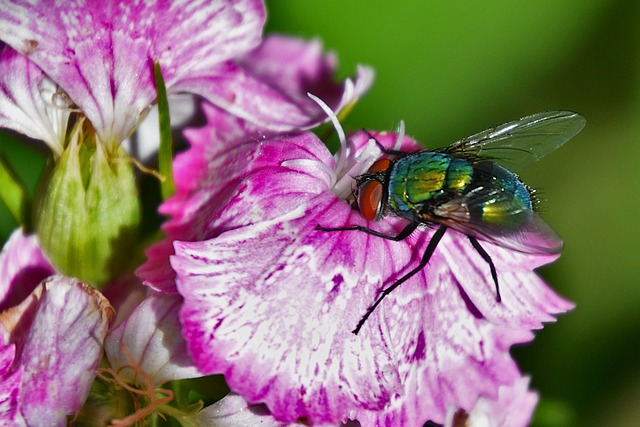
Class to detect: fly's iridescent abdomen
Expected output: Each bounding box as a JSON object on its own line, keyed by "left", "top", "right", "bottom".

{"left": 462, "top": 162, "right": 533, "bottom": 232}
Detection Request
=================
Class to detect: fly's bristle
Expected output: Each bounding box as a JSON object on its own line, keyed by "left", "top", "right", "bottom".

{"left": 526, "top": 185, "right": 544, "bottom": 211}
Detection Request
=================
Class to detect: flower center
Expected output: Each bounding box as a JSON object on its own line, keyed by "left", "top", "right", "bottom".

{"left": 93, "top": 344, "right": 174, "bottom": 426}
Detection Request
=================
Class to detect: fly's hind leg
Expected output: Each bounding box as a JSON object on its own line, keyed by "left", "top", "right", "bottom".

{"left": 467, "top": 236, "right": 501, "bottom": 302}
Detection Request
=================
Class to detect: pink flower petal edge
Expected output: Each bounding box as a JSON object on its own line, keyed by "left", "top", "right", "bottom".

{"left": 444, "top": 376, "right": 539, "bottom": 427}
{"left": 178, "top": 34, "right": 374, "bottom": 130}
{"left": 0, "top": 46, "right": 70, "bottom": 154}
{"left": 191, "top": 393, "right": 290, "bottom": 427}
{"left": 191, "top": 393, "right": 360, "bottom": 427}
{"left": 0, "top": 228, "right": 55, "bottom": 312}
{"left": 0, "top": 341, "right": 26, "bottom": 426}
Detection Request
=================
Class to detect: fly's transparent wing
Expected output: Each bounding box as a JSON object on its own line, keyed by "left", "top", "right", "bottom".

{"left": 432, "top": 186, "right": 563, "bottom": 255}
{"left": 427, "top": 163, "right": 563, "bottom": 255}
{"left": 441, "top": 111, "right": 585, "bottom": 170}
{"left": 446, "top": 210, "right": 563, "bottom": 255}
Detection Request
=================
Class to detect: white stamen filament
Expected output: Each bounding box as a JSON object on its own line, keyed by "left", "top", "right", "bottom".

{"left": 307, "top": 93, "right": 350, "bottom": 173}
{"left": 303, "top": 92, "right": 394, "bottom": 200}
{"left": 332, "top": 138, "right": 379, "bottom": 199}
{"left": 281, "top": 158, "right": 337, "bottom": 188}
{"left": 393, "top": 120, "right": 405, "bottom": 151}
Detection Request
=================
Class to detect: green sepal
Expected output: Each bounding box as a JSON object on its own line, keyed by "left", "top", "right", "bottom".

{"left": 33, "top": 134, "right": 141, "bottom": 286}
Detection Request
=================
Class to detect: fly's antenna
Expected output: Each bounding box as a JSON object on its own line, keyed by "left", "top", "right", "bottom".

{"left": 362, "top": 121, "right": 408, "bottom": 157}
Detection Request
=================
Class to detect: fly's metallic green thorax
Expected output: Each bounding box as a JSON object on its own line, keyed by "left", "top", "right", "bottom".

{"left": 387, "top": 152, "right": 473, "bottom": 212}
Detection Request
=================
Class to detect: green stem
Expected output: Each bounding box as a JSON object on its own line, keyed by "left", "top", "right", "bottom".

{"left": 157, "top": 403, "right": 203, "bottom": 427}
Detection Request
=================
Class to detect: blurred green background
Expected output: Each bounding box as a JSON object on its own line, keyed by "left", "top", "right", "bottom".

{"left": 1, "top": 1, "right": 639, "bottom": 426}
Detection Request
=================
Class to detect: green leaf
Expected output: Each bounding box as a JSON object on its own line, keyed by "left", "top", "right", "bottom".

{"left": 0, "top": 154, "right": 30, "bottom": 228}
{"left": 154, "top": 60, "right": 175, "bottom": 200}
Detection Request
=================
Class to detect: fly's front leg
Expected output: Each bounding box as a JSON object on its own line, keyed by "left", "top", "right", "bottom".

{"left": 316, "top": 221, "right": 419, "bottom": 242}
{"left": 352, "top": 225, "right": 448, "bottom": 334}
{"left": 362, "top": 129, "right": 407, "bottom": 157}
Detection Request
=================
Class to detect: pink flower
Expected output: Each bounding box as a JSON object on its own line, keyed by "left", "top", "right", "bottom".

{"left": 0, "top": 230, "right": 204, "bottom": 425}
{"left": 0, "top": 0, "right": 372, "bottom": 285}
{"left": 0, "top": 231, "right": 114, "bottom": 425}
{"left": 104, "top": 292, "right": 201, "bottom": 389}
{"left": 0, "top": 0, "right": 270, "bottom": 283}
{"left": 0, "top": 229, "right": 55, "bottom": 312}
{"left": 75, "top": 291, "right": 204, "bottom": 425}
{"left": 157, "top": 106, "right": 572, "bottom": 425}
{"left": 187, "top": 393, "right": 296, "bottom": 427}
{"left": 0, "top": 0, "right": 371, "bottom": 157}
{"left": 137, "top": 46, "right": 372, "bottom": 291}
{"left": 0, "top": 0, "right": 261, "bottom": 153}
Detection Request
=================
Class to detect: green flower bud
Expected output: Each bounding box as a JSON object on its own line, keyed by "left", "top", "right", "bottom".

{"left": 33, "top": 119, "right": 141, "bottom": 286}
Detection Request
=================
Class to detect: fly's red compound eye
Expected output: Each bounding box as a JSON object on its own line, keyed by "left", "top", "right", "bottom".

{"left": 357, "top": 158, "right": 390, "bottom": 221}
{"left": 367, "top": 158, "right": 391, "bottom": 173}
{"left": 358, "top": 180, "right": 383, "bottom": 221}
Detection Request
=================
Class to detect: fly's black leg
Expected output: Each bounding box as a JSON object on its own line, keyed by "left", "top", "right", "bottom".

{"left": 316, "top": 221, "right": 419, "bottom": 242}
{"left": 317, "top": 221, "right": 446, "bottom": 334}
{"left": 352, "top": 225, "right": 447, "bottom": 335}
{"left": 363, "top": 129, "right": 407, "bottom": 157}
{"left": 467, "top": 236, "right": 501, "bottom": 302}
